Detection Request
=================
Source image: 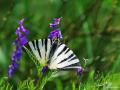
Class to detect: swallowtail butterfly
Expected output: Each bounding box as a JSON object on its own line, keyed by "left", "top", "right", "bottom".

{"left": 24, "top": 39, "right": 82, "bottom": 71}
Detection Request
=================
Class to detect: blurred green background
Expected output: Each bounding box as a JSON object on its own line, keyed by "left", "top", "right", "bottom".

{"left": 0, "top": 0, "right": 120, "bottom": 90}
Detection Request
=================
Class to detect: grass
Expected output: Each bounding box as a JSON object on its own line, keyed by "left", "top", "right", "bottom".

{"left": 0, "top": 72, "right": 120, "bottom": 90}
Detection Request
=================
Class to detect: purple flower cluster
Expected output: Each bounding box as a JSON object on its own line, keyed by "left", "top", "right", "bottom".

{"left": 77, "top": 67, "right": 84, "bottom": 75}
{"left": 48, "top": 18, "right": 62, "bottom": 40}
{"left": 48, "top": 28, "right": 62, "bottom": 40}
{"left": 49, "top": 18, "right": 61, "bottom": 28}
{"left": 15, "top": 19, "right": 29, "bottom": 46}
{"left": 8, "top": 19, "right": 29, "bottom": 78}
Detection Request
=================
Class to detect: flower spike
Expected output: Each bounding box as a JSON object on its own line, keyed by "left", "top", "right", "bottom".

{"left": 48, "top": 17, "right": 62, "bottom": 40}
{"left": 8, "top": 19, "right": 29, "bottom": 78}
{"left": 49, "top": 17, "right": 61, "bottom": 28}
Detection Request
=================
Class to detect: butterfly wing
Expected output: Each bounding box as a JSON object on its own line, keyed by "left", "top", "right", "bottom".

{"left": 24, "top": 39, "right": 53, "bottom": 65}
{"left": 49, "top": 43, "right": 82, "bottom": 70}
{"left": 24, "top": 38, "right": 82, "bottom": 70}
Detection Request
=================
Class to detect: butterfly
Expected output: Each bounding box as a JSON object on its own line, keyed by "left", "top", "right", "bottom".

{"left": 24, "top": 38, "right": 83, "bottom": 72}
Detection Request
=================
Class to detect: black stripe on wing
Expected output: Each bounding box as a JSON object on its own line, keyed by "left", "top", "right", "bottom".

{"left": 57, "top": 46, "right": 67, "bottom": 56}
{"left": 58, "top": 53, "right": 75, "bottom": 64}
{"left": 45, "top": 39, "right": 48, "bottom": 53}
{"left": 36, "top": 40, "right": 42, "bottom": 58}
{"left": 48, "top": 41, "right": 60, "bottom": 63}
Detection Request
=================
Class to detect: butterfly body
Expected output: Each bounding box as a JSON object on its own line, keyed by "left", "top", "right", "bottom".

{"left": 42, "top": 65, "right": 49, "bottom": 74}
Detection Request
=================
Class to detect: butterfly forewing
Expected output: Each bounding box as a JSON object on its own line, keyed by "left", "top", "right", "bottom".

{"left": 24, "top": 39, "right": 53, "bottom": 65}
{"left": 49, "top": 44, "right": 81, "bottom": 70}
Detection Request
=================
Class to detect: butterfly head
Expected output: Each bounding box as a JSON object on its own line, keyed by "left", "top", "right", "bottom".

{"left": 41, "top": 65, "right": 49, "bottom": 74}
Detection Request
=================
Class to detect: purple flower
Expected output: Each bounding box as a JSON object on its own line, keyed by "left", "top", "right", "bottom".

{"left": 49, "top": 18, "right": 61, "bottom": 28}
{"left": 12, "top": 46, "right": 22, "bottom": 61}
{"left": 16, "top": 19, "right": 29, "bottom": 35}
{"left": 48, "top": 17, "right": 63, "bottom": 40}
{"left": 8, "top": 65, "right": 15, "bottom": 78}
{"left": 16, "top": 35, "right": 28, "bottom": 46}
{"left": 8, "top": 19, "right": 29, "bottom": 78}
{"left": 77, "top": 67, "right": 84, "bottom": 75}
{"left": 48, "top": 28, "right": 62, "bottom": 40}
